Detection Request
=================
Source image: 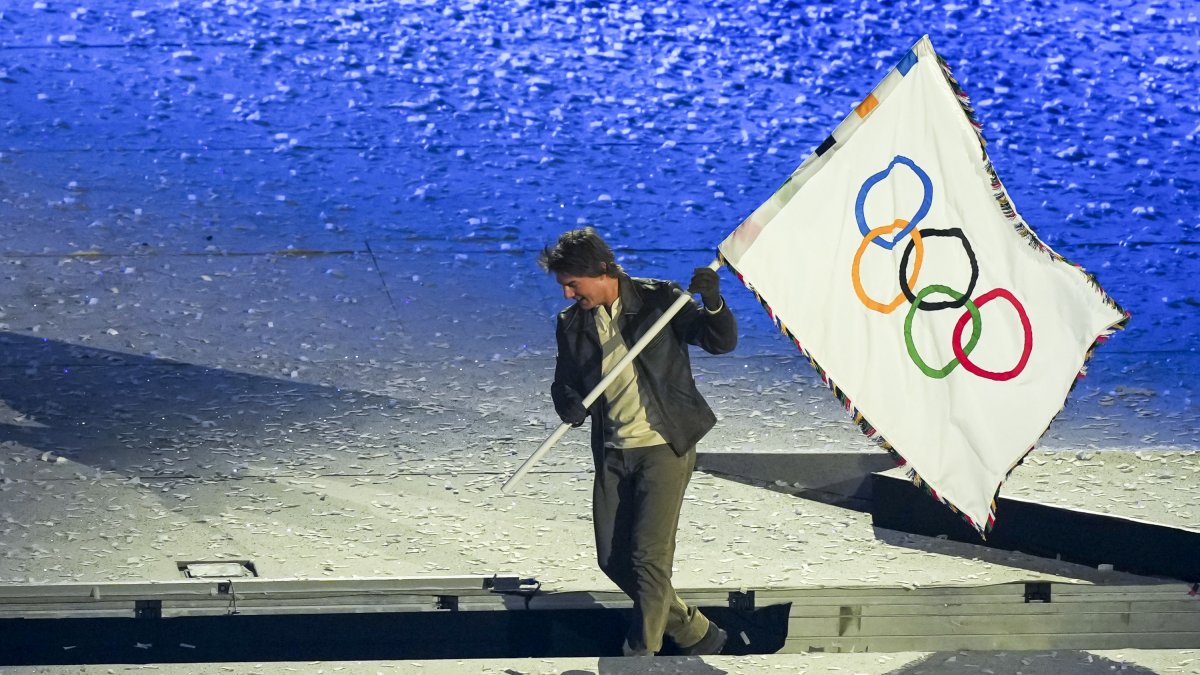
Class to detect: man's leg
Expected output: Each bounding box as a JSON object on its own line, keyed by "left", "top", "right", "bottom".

{"left": 625, "top": 446, "right": 710, "bottom": 653}
{"left": 593, "top": 448, "right": 642, "bottom": 647}
{"left": 594, "top": 448, "right": 669, "bottom": 656}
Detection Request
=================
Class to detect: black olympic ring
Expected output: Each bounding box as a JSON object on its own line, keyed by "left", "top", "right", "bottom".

{"left": 899, "top": 228, "right": 979, "bottom": 311}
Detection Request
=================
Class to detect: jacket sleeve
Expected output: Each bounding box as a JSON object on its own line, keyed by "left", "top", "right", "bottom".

{"left": 550, "top": 314, "right": 587, "bottom": 422}
{"left": 669, "top": 283, "right": 738, "bottom": 355}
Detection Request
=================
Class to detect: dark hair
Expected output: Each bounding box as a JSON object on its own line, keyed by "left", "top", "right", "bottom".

{"left": 538, "top": 227, "right": 621, "bottom": 278}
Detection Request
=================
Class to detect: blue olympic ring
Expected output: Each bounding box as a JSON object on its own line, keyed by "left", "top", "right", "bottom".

{"left": 854, "top": 155, "right": 933, "bottom": 250}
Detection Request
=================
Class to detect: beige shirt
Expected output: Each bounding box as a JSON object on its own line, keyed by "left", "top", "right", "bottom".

{"left": 595, "top": 297, "right": 669, "bottom": 450}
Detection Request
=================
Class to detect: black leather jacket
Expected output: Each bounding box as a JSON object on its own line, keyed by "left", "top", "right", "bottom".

{"left": 551, "top": 272, "right": 737, "bottom": 465}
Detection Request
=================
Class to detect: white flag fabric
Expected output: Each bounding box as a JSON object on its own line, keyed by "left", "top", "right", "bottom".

{"left": 719, "top": 36, "right": 1128, "bottom": 534}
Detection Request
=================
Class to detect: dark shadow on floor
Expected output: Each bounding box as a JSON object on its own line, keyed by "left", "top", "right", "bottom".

{"left": 890, "top": 650, "right": 1160, "bottom": 674}
{"left": 577, "top": 656, "right": 728, "bottom": 674}
{"left": 0, "top": 332, "right": 417, "bottom": 477}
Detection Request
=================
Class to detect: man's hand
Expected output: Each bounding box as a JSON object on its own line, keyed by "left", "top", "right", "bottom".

{"left": 552, "top": 382, "right": 589, "bottom": 427}
{"left": 688, "top": 267, "right": 722, "bottom": 311}
{"left": 563, "top": 400, "right": 588, "bottom": 427}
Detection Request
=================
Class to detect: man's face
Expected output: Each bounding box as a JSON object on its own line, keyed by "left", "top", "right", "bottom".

{"left": 555, "top": 271, "right": 616, "bottom": 311}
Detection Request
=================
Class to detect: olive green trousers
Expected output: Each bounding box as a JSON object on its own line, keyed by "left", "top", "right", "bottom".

{"left": 593, "top": 444, "right": 711, "bottom": 654}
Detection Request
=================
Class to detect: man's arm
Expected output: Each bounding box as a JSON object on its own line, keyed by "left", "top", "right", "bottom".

{"left": 550, "top": 316, "right": 590, "bottom": 426}
{"left": 675, "top": 268, "right": 737, "bottom": 355}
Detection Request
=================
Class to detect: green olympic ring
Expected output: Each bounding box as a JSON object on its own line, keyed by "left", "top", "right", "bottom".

{"left": 903, "top": 284, "right": 982, "bottom": 379}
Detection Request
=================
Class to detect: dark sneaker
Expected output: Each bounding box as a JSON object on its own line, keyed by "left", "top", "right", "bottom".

{"left": 621, "top": 639, "right": 653, "bottom": 657}
{"left": 678, "top": 622, "right": 727, "bottom": 656}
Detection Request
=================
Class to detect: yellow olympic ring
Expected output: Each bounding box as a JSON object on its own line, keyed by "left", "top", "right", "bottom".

{"left": 852, "top": 219, "right": 924, "bottom": 314}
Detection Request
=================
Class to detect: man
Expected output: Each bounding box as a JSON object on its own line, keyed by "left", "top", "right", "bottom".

{"left": 538, "top": 227, "right": 737, "bottom": 657}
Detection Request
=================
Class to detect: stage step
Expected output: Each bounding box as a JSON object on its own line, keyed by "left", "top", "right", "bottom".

{"left": 1, "top": 576, "right": 1196, "bottom": 665}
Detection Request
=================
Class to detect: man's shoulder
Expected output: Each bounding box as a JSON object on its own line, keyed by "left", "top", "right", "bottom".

{"left": 627, "top": 276, "right": 682, "bottom": 309}
{"left": 628, "top": 276, "right": 677, "bottom": 295}
{"left": 557, "top": 301, "right": 591, "bottom": 329}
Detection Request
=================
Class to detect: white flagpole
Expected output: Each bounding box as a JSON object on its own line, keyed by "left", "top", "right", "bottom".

{"left": 502, "top": 258, "right": 722, "bottom": 493}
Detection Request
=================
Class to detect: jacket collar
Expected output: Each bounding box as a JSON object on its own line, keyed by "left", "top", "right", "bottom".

{"left": 616, "top": 272, "right": 642, "bottom": 316}
{"left": 564, "top": 272, "right": 641, "bottom": 334}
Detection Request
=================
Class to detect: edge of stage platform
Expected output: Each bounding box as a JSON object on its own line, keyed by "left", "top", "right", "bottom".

{"left": 0, "top": 576, "right": 1196, "bottom": 664}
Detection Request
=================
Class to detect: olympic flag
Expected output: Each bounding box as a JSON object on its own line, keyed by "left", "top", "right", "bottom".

{"left": 719, "top": 36, "right": 1128, "bottom": 534}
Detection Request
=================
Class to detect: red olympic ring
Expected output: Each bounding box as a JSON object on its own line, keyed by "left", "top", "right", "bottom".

{"left": 950, "top": 288, "right": 1033, "bottom": 381}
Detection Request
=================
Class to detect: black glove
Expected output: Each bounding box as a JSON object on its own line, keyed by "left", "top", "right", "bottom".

{"left": 552, "top": 382, "right": 589, "bottom": 427}
{"left": 563, "top": 400, "right": 588, "bottom": 427}
{"left": 688, "top": 267, "right": 722, "bottom": 311}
